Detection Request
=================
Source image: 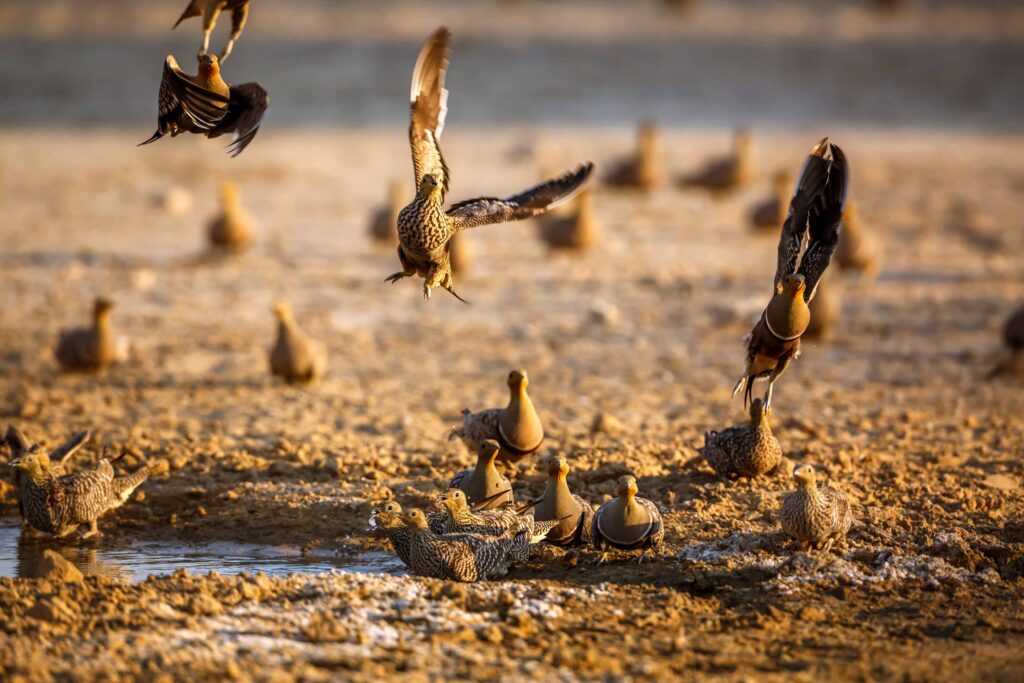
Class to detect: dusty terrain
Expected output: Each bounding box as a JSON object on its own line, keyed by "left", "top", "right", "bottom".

{"left": 1, "top": 1, "right": 1024, "bottom": 681}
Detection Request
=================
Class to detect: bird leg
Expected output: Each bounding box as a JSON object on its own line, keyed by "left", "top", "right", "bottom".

{"left": 220, "top": 39, "right": 236, "bottom": 62}
{"left": 198, "top": 30, "right": 212, "bottom": 58}
{"left": 80, "top": 520, "right": 102, "bottom": 540}
{"left": 731, "top": 375, "right": 747, "bottom": 398}
{"left": 441, "top": 274, "right": 469, "bottom": 304}
{"left": 596, "top": 551, "right": 609, "bottom": 566}
{"left": 764, "top": 351, "right": 796, "bottom": 410}
{"left": 385, "top": 270, "right": 414, "bottom": 284}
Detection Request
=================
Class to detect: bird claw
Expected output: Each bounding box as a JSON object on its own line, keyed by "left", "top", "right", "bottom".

{"left": 731, "top": 376, "right": 746, "bottom": 398}
{"left": 422, "top": 284, "right": 432, "bottom": 300}
{"left": 384, "top": 272, "right": 407, "bottom": 284}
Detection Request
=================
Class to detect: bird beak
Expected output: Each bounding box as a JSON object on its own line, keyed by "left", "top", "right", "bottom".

{"left": 7, "top": 457, "right": 21, "bottom": 468}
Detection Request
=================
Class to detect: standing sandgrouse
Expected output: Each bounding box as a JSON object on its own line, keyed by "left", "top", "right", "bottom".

{"left": 55, "top": 297, "right": 127, "bottom": 372}
{"left": 402, "top": 509, "right": 525, "bottom": 581}
{"left": 680, "top": 129, "right": 755, "bottom": 193}
{"left": 140, "top": 54, "right": 268, "bottom": 157}
{"left": 174, "top": 0, "right": 252, "bottom": 62}
{"left": 834, "top": 201, "right": 879, "bottom": 279}
{"left": 386, "top": 27, "right": 594, "bottom": 301}
{"left": 447, "top": 440, "right": 514, "bottom": 510}
{"left": 269, "top": 301, "right": 327, "bottom": 384}
{"left": 749, "top": 170, "right": 791, "bottom": 233}
{"left": 5, "top": 427, "right": 90, "bottom": 528}
{"left": 780, "top": 464, "right": 852, "bottom": 553}
{"left": 603, "top": 121, "right": 662, "bottom": 191}
{"left": 452, "top": 369, "right": 544, "bottom": 464}
{"left": 700, "top": 398, "right": 782, "bottom": 479}
{"left": 207, "top": 180, "right": 254, "bottom": 251}
{"left": 539, "top": 188, "right": 599, "bottom": 251}
{"left": 732, "top": 138, "right": 849, "bottom": 409}
{"left": 9, "top": 446, "right": 149, "bottom": 539}
{"left": 368, "top": 180, "right": 405, "bottom": 246}
{"left": 591, "top": 475, "right": 664, "bottom": 563}
{"left": 533, "top": 455, "right": 595, "bottom": 547}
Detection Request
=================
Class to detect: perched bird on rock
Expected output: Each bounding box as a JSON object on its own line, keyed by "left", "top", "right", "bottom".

{"left": 533, "top": 455, "right": 594, "bottom": 547}
{"left": 834, "top": 201, "right": 879, "bottom": 279}
{"left": 207, "top": 180, "right": 254, "bottom": 251}
{"left": 387, "top": 27, "right": 594, "bottom": 301}
{"left": 749, "top": 170, "right": 791, "bottom": 232}
{"left": 403, "top": 509, "right": 525, "bottom": 581}
{"left": 452, "top": 369, "right": 544, "bottom": 464}
{"left": 592, "top": 475, "right": 663, "bottom": 563}
{"left": 539, "top": 188, "right": 598, "bottom": 251}
{"left": 804, "top": 272, "right": 841, "bottom": 340}
{"left": 780, "top": 464, "right": 852, "bottom": 552}
{"left": 8, "top": 445, "right": 149, "bottom": 539}
{"left": 448, "top": 440, "right": 514, "bottom": 510}
{"left": 140, "top": 54, "right": 268, "bottom": 157}
{"left": 55, "top": 297, "right": 127, "bottom": 372}
{"left": 700, "top": 398, "right": 782, "bottom": 479}
{"left": 269, "top": 301, "right": 327, "bottom": 384}
{"left": 5, "top": 427, "right": 90, "bottom": 528}
{"left": 733, "top": 138, "right": 848, "bottom": 409}
{"left": 174, "top": 0, "right": 251, "bottom": 62}
{"left": 368, "top": 180, "right": 405, "bottom": 246}
{"left": 680, "top": 129, "right": 755, "bottom": 193}
{"left": 604, "top": 121, "right": 662, "bottom": 191}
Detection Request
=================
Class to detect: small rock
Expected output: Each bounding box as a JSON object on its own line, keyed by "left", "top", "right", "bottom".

{"left": 981, "top": 474, "right": 1018, "bottom": 491}
{"left": 798, "top": 605, "right": 826, "bottom": 622}
{"left": 27, "top": 597, "right": 77, "bottom": 622}
{"left": 588, "top": 299, "right": 620, "bottom": 326}
{"left": 158, "top": 186, "right": 193, "bottom": 214}
{"left": 38, "top": 550, "right": 84, "bottom": 584}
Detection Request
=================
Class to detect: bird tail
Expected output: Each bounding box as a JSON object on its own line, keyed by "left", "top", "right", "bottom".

{"left": 113, "top": 466, "right": 149, "bottom": 502}
{"left": 531, "top": 519, "right": 561, "bottom": 544}
{"left": 173, "top": 3, "right": 201, "bottom": 29}
{"left": 138, "top": 130, "right": 164, "bottom": 147}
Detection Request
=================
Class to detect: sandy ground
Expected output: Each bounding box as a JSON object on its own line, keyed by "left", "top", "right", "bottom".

{"left": 2, "top": 1, "right": 1024, "bottom": 681}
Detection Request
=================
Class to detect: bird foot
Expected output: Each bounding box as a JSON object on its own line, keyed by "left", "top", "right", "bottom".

{"left": 731, "top": 376, "right": 746, "bottom": 398}
{"left": 384, "top": 271, "right": 409, "bottom": 284}
{"left": 80, "top": 529, "right": 103, "bottom": 541}
{"left": 596, "top": 552, "right": 609, "bottom": 566}
{"left": 422, "top": 284, "right": 432, "bottom": 300}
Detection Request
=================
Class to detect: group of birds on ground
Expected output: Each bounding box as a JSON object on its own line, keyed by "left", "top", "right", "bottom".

{"left": 6, "top": 5, "right": 1020, "bottom": 584}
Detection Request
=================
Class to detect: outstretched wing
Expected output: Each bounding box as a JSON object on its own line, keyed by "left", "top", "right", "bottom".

{"left": 798, "top": 143, "right": 849, "bottom": 302}
{"left": 209, "top": 82, "right": 269, "bottom": 157}
{"left": 158, "top": 55, "right": 231, "bottom": 132}
{"left": 446, "top": 163, "right": 595, "bottom": 231}
{"left": 409, "top": 27, "right": 451, "bottom": 197}
{"left": 774, "top": 138, "right": 831, "bottom": 293}
{"left": 50, "top": 430, "right": 90, "bottom": 467}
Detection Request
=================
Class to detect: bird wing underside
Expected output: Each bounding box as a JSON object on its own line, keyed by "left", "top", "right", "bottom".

{"left": 160, "top": 56, "right": 231, "bottom": 131}
{"left": 208, "top": 82, "right": 269, "bottom": 157}
{"left": 446, "top": 163, "right": 595, "bottom": 231}
{"left": 49, "top": 430, "right": 90, "bottom": 467}
{"left": 409, "top": 27, "right": 451, "bottom": 197}
{"left": 774, "top": 140, "right": 849, "bottom": 301}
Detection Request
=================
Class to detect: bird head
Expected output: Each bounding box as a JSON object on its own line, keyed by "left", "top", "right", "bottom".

{"left": 545, "top": 454, "right": 569, "bottom": 478}
{"left": 8, "top": 443, "right": 49, "bottom": 475}
{"left": 779, "top": 273, "right": 806, "bottom": 298}
{"left": 198, "top": 53, "right": 220, "bottom": 77}
{"left": 369, "top": 500, "right": 403, "bottom": 529}
{"left": 437, "top": 488, "right": 468, "bottom": 514}
{"left": 507, "top": 369, "right": 529, "bottom": 392}
{"left": 416, "top": 174, "right": 441, "bottom": 200}
{"left": 749, "top": 397, "right": 769, "bottom": 422}
{"left": 219, "top": 180, "right": 241, "bottom": 207}
{"left": 94, "top": 297, "right": 114, "bottom": 319}
{"left": 639, "top": 120, "right": 660, "bottom": 148}
{"left": 616, "top": 475, "right": 639, "bottom": 499}
{"left": 478, "top": 439, "right": 501, "bottom": 464}
{"left": 792, "top": 463, "right": 817, "bottom": 488}
{"left": 272, "top": 300, "right": 293, "bottom": 323}
{"left": 402, "top": 509, "right": 430, "bottom": 530}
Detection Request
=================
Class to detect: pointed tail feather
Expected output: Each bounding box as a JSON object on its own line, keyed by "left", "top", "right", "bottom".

{"left": 113, "top": 467, "right": 149, "bottom": 501}
{"left": 139, "top": 130, "right": 164, "bottom": 147}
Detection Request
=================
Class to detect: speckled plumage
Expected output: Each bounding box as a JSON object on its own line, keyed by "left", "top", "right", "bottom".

{"left": 591, "top": 476, "right": 664, "bottom": 563}
{"left": 780, "top": 464, "right": 852, "bottom": 552}
{"left": 534, "top": 455, "right": 594, "bottom": 547}
{"left": 452, "top": 369, "right": 544, "bottom": 464}
{"left": 10, "top": 446, "right": 149, "bottom": 539}
{"left": 369, "top": 501, "right": 412, "bottom": 566}
{"left": 402, "top": 510, "right": 525, "bottom": 581}
{"left": 701, "top": 398, "right": 782, "bottom": 479}
{"left": 436, "top": 490, "right": 555, "bottom": 562}
{"left": 5, "top": 427, "right": 90, "bottom": 527}
{"left": 387, "top": 27, "right": 594, "bottom": 301}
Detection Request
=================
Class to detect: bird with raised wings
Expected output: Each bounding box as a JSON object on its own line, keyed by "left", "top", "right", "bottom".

{"left": 140, "top": 54, "right": 268, "bottom": 157}
{"left": 174, "top": 0, "right": 251, "bottom": 63}
{"left": 732, "top": 138, "right": 849, "bottom": 409}
{"left": 387, "top": 27, "right": 594, "bottom": 302}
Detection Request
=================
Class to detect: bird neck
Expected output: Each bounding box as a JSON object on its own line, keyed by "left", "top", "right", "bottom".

{"left": 472, "top": 455, "right": 498, "bottom": 479}
{"left": 94, "top": 311, "right": 113, "bottom": 341}
{"left": 448, "top": 504, "right": 474, "bottom": 524}
{"left": 544, "top": 471, "right": 572, "bottom": 501}
{"left": 798, "top": 478, "right": 820, "bottom": 500}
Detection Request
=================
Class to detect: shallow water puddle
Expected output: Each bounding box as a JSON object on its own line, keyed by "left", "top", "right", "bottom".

{"left": 0, "top": 523, "right": 405, "bottom": 581}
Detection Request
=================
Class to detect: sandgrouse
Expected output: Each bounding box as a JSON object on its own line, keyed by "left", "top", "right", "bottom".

{"left": 369, "top": 501, "right": 413, "bottom": 566}
{"left": 368, "top": 180, "right": 405, "bottom": 246}
{"left": 5, "top": 427, "right": 90, "bottom": 528}
{"left": 680, "top": 128, "right": 755, "bottom": 193}
{"left": 700, "top": 398, "right": 782, "bottom": 479}
{"left": 8, "top": 445, "right": 149, "bottom": 539}
{"left": 447, "top": 440, "right": 514, "bottom": 510}
{"left": 539, "top": 188, "right": 599, "bottom": 251}
{"left": 780, "top": 464, "right": 852, "bottom": 553}
{"left": 804, "top": 272, "right": 841, "bottom": 341}
{"left": 452, "top": 369, "right": 544, "bottom": 464}
{"left": 207, "top": 180, "right": 254, "bottom": 250}
{"left": 435, "top": 489, "right": 555, "bottom": 563}
{"left": 386, "top": 27, "right": 594, "bottom": 301}
{"left": 750, "top": 170, "right": 791, "bottom": 232}
{"left": 174, "top": 0, "right": 252, "bottom": 62}
{"left": 402, "top": 509, "right": 525, "bottom": 581}
{"left": 592, "top": 475, "right": 664, "bottom": 563}
{"left": 533, "top": 455, "right": 595, "bottom": 547}
{"left": 732, "top": 138, "right": 849, "bottom": 409}
{"left": 269, "top": 301, "right": 327, "bottom": 384}
{"left": 603, "top": 121, "right": 662, "bottom": 191}
{"left": 834, "top": 200, "right": 879, "bottom": 278}
{"left": 140, "top": 54, "right": 268, "bottom": 157}
{"left": 55, "top": 297, "right": 127, "bottom": 372}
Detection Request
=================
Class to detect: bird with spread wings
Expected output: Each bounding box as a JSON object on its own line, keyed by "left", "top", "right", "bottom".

{"left": 387, "top": 27, "right": 595, "bottom": 302}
